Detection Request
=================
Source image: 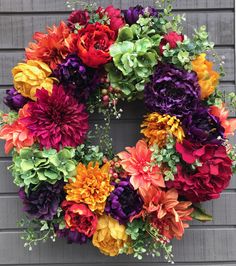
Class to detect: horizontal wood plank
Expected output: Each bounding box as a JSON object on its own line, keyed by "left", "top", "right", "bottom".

{"left": 0, "top": 0, "right": 234, "bottom": 12}
{"left": 0, "top": 48, "right": 233, "bottom": 86}
{"left": 0, "top": 12, "right": 234, "bottom": 49}
{"left": 0, "top": 229, "right": 235, "bottom": 264}
{"left": 0, "top": 192, "right": 235, "bottom": 229}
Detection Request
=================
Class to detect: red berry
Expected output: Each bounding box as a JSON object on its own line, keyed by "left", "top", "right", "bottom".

{"left": 103, "top": 95, "right": 109, "bottom": 102}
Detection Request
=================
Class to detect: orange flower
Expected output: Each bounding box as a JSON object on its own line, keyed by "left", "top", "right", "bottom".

{"left": 64, "top": 162, "right": 113, "bottom": 214}
{"left": 139, "top": 186, "right": 193, "bottom": 240}
{"left": 25, "top": 22, "right": 77, "bottom": 69}
{"left": 192, "top": 53, "right": 219, "bottom": 99}
{"left": 141, "top": 112, "right": 184, "bottom": 147}
{"left": 118, "top": 140, "right": 165, "bottom": 190}
{"left": 0, "top": 108, "right": 34, "bottom": 154}
{"left": 210, "top": 104, "right": 236, "bottom": 136}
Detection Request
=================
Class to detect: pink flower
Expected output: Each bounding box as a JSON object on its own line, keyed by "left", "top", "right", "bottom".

{"left": 22, "top": 85, "right": 89, "bottom": 150}
{"left": 117, "top": 140, "right": 165, "bottom": 190}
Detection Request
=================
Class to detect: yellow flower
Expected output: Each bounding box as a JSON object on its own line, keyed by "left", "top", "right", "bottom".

{"left": 192, "top": 53, "right": 219, "bottom": 99}
{"left": 12, "top": 60, "right": 54, "bottom": 100}
{"left": 92, "top": 215, "right": 130, "bottom": 256}
{"left": 64, "top": 162, "right": 113, "bottom": 214}
{"left": 141, "top": 112, "right": 184, "bottom": 147}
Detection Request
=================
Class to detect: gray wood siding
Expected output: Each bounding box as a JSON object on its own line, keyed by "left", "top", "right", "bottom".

{"left": 0, "top": 0, "right": 235, "bottom": 265}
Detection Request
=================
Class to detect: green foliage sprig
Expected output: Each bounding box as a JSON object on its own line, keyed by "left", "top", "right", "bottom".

{"left": 121, "top": 219, "right": 174, "bottom": 263}
{"left": 150, "top": 136, "right": 180, "bottom": 181}
{"left": 75, "top": 144, "right": 104, "bottom": 165}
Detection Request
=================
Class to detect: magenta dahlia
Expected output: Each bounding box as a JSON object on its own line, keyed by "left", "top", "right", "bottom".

{"left": 23, "top": 85, "right": 89, "bottom": 150}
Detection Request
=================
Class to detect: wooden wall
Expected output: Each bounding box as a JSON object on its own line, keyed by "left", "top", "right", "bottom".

{"left": 0, "top": 0, "right": 235, "bottom": 265}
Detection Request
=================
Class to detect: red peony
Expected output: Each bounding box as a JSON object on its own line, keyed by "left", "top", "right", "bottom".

{"left": 61, "top": 200, "right": 98, "bottom": 237}
{"left": 76, "top": 22, "right": 116, "bottom": 68}
{"left": 68, "top": 10, "right": 90, "bottom": 29}
{"left": 103, "top": 6, "right": 125, "bottom": 32}
{"left": 25, "top": 22, "right": 77, "bottom": 70}
{"left": 169, "top": 142, "right": 232, "bottom": 202}
{"left": 159, "top": 31, "right": 184, "bottom": 55}
{"left": 22, "top": 85, "right": 89, "bottom": 150}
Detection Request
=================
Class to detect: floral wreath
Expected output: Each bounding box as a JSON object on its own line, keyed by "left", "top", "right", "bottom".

{"left": 0, "top": 0, "right": 236, "bottom": 262}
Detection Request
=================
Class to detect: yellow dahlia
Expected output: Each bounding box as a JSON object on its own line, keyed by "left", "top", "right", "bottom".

{"left": 64, "top": 162, "right": 113, "bottom": 214}
{"left": 141, "top": 112, "right": 184, "bottom": 147}
{"left": 192, "top": 53, "right": 219, "bottom": 99}
{"left": 92, "top": 215, "right": 131, "bottom": 256}
{"left": 12, "top": 60, "right": 54, "bottom": 100}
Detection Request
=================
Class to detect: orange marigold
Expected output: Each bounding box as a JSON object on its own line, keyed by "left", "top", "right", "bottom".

{"left": 25, "top": 21, "right": 77, "bottom": 70}
{"left": 64, "top": 162, "right": 113, "bottom": 214}
{"left": 192, "top": 53, "right": 219, "bottom": 99}
{"left": 141, "top": 112, "right": 184, "bottom": 147}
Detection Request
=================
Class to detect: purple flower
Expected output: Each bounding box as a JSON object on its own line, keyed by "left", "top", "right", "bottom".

{"left": 123, "top": 5, "right": 158, "bottom": 25}
{"left": 19, "top": 181, "right": 65, "bottom": 221}
{"left": 54, "top": 225, "right": 88, "bottom": 244}
{"left": 183, "top": 106, "right": 225, "bottom": 144}
{"left": 105, "top": 178, "right": 143, "bottom": 224}
{"left": 4, "top": 87, "right": 29, "bottom": 111}
{"left": 144, "top": 63, "right": 201, "bottom": 118}
{"left": 53, "top": 54, "right": 101, "bottom": 102}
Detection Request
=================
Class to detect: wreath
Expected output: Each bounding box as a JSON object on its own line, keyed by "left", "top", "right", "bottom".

{"left": 0, "top": 0, "right": 235, "bottom": 262}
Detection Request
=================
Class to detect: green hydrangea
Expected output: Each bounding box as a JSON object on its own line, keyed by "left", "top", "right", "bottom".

{"left": 10, "top": 147, "right": 77, "bottom": 192}
{"left": 106, "top": 17, "right": 162, "bottom": 100}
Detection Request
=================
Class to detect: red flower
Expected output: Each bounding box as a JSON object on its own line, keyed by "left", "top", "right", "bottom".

{"left": 77, "top": 22, "right": 116, "bottom": 68}
{"left": 22, "top": 85, "right": 89, "bottom": 150}
{"left": 25, "top": 22, "right": 77, "bottom": 70}
{"left": 61, "top": 201, "right": 97, "bottom": 237}
{"left": 103, "top": 6, "right": 125, "bottom": 32}
{"left": 68, "top": 10, "right": 90, "bottom": 29}
{"left": 169, "top": 141, "right": 232, "bottom": 202}
{"left": 159, "top": 31, "right": 184, "bottom": 55}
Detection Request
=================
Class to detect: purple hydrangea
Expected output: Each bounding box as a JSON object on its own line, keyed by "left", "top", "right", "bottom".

{"left": 144, "top": 63, "right": 201, "bottom": 118}
{"left": 183, "top": 106, "right": 225, "bottom": 144}
{"left": 105, "top": 178, "right": 143, "bottom": 224}
{"left": 123, "top": 5, "right": 158, "bottom": 25}
{"left": 19, "top": 181, "right": 65, "bottom": 221}
{"left": 4, "top": 87, "right": 29, "bottom": 111}
{"left": 54, "top": 225, "right": 88, "bottom": 244}
{"left": 53, "top": 54, "right": 101, "bottom": 102}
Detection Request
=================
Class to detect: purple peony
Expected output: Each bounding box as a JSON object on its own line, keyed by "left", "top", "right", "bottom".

{"left": 4, "top": 87, "right": 29, "bottom": 111}
{"left": 53, "top": 54, "right": 101, "bottom": 102}
{"left": 183, "top": 106, "right": 225, "bottom": 144}
{"left": 105, "top": 178, "right": 143, "bottom": 224}
{"left": 54, "top": 225, "right": 88, "bottom": 244}
{"left": 19, "top": 181, "right": 64, "bottom": 221}
{"left": 123, "top": 5, "right": 158, "bottom": 25}
{"left": 144, "top": 63, "right": 201, "bottom": 118}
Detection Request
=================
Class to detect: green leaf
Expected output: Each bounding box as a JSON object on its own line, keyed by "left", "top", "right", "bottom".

{"left": 40, "top": 222, "right": 49, "bottom": 231}
{"left": 191, "top": 204, "right": 213, "bottom": 222}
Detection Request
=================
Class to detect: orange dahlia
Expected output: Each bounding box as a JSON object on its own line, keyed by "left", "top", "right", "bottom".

{"left": 141, "top": 112, "right": 184, "bottom": 147}
{"left": 192, "top": 53, "right": 219, "bottom": 99}
{"left": 139, "top": 186, "right": 193, "bottom": 240}
{"left": 25, "top": 22, "right": 77, "bottom": 70}
{"left": 64, "top": 162, "right": 113, "bottom": 214}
